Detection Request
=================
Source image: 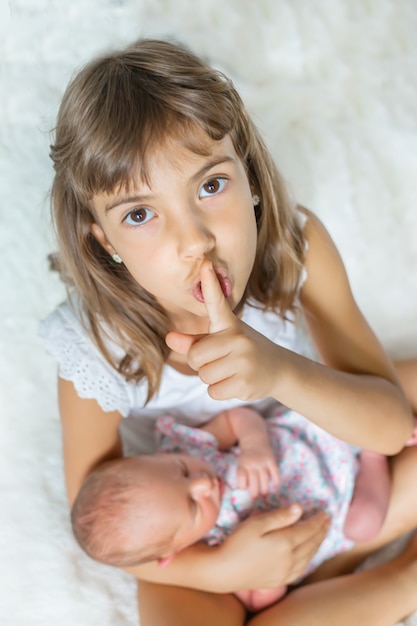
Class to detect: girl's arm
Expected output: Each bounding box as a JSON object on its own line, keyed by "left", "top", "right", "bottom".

{"left": 167, "top": 215, "right": 413, "bottom": 454}
{"left": 58, "top": 377, "right": 123, "bottom": 505}
{"left": 290, "top": 208, "right": 413, "bottom": 451}
{"left": 201, "top": 406, "right": 279, "bottom": 495}
{"left": 123, "top": 504, "right": 330, "bottom": 593}
{"left": 262, "top": 209, "right": 412, "bottom": 452}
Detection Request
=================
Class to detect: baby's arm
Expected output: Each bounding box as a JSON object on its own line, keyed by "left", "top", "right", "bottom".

{"left": 201, "top": 407, "right": 279, "bottom": 496}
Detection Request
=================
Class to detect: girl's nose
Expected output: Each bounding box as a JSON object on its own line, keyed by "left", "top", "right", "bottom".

{"left": 176, "top": 211, "right": 215, "bottom": 259}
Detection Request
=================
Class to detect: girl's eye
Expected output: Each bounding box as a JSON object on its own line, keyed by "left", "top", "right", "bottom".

{"left": 199, "top": 177, "right": 227, "bottom": 198}
{"left": 123, "top": 207, "right": 155, "bottom": 226}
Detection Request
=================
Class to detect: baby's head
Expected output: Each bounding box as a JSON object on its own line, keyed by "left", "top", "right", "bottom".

{"left": 71, "top": 453, "right": 221, "bottom": 567}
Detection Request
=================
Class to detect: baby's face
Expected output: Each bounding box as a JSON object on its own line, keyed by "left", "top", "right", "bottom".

{"left": 140, "top": 453, "right": 222, "bottom": 556}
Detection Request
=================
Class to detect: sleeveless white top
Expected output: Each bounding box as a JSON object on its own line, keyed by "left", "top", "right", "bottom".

{"left": 40, "top": 297, "right": 311, "bottom": 453}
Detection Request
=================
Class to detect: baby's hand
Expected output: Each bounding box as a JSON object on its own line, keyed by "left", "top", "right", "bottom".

{"left": 237, "top": 448, "right": 279, "bottom": 498}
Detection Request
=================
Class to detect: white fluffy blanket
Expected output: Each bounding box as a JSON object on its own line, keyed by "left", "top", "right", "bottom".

{"left": 2, "top": 1, "right": 417, "bottom": 624}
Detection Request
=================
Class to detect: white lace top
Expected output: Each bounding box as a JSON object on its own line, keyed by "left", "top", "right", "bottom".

{"left": 40, "top": 297, "right": 311, "bottom": 453}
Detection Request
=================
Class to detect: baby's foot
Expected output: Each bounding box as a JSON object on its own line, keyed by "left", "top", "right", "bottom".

{"left": 235, "top": 586, "right": 287, "bottom": 613}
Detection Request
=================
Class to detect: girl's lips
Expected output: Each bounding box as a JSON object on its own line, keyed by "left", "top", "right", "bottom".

{"left": 192, "top": 269, "right": 232, "bottom": 303}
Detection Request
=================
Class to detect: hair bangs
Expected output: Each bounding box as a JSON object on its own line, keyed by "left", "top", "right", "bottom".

{"left": 52, "top": 46, "right": 238, "bottom": 206}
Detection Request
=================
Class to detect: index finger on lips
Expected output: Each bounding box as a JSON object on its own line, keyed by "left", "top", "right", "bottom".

{"left": 200, "top": 261, "right": 235, "bottom": 333}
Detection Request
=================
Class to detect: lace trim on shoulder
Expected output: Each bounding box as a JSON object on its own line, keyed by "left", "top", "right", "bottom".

{"left": 39, "top": 303, "right": 131, "bottom": 417}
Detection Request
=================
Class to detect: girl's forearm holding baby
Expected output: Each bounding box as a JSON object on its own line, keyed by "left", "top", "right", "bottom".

{"left": 123, "top": 507, "right": 330, "bottom": 593}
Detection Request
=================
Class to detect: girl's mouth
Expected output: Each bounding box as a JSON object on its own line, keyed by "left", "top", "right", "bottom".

{"left": 192, "top": 270, "right": 232, "bottom": 303}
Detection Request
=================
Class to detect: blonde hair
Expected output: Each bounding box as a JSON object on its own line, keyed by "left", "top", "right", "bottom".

{"left": 49, "top": 38, "right": 305, "bottom": 401}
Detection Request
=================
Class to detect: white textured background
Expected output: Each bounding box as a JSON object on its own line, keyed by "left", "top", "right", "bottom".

{"left": 1, "top": 1, "right": 417, "bottom": 624}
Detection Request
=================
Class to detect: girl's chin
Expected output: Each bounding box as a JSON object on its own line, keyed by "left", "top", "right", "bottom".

{"left": 166, "top": 307, "right": 210, "bottom": 334}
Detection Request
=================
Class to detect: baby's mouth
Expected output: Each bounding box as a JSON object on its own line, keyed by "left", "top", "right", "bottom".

{"left": 192, "top": 270, "right": 232, "bottom": 303}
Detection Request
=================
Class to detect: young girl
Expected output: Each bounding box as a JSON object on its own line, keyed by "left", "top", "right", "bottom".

{"left": 41, "top": 37, "right": 417, "bottom": 625}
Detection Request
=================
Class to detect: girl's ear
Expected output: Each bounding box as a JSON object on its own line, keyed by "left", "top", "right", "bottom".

{"left": 90, "top": 223, "right": 115, "bottom": 255}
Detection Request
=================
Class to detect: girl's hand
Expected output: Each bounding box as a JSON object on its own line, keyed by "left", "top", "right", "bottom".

{"left": 215, "top": 505, "right": 330, "bottom": 591}
{"left": 237, "top": 447, "right": 280, "bottom": 497}
{"left": 166, "top": 261, "right": 281, "bottom": 402}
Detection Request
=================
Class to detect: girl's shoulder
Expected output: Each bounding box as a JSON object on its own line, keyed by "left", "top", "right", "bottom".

{"left": 296, "top": 207, "right": 350, "bottom": 299}
{"left": 296, "top": 205, "right": 330, "bottom": 246}
{"left": 295, "top": 204, "right": 309, "bottom": 228}
{"left": 295, "top": 206, "right": 343, "bottom": 291}
{"left": 39, "top": 294, "right": 136, "bottom": 416}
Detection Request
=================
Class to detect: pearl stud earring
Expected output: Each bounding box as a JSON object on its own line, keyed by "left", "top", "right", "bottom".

{"left": 252, "top": 194, "right": 260, "bottom": 206}
{"left": 111, "top": 253, "right": 123, "bottom": 264}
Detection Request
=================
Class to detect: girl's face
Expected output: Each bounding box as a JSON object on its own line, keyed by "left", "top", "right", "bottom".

{"left": 91, "top": 131, "right": 257, "bottom": 335}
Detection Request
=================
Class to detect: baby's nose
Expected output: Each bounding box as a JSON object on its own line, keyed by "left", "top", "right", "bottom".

{"left": 191, "top": 472, "right": 215, "bottom": 494}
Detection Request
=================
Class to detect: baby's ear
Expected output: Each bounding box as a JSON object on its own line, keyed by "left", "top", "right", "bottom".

{"left": 157, "top": 554, "right": 175, "bottom": 568}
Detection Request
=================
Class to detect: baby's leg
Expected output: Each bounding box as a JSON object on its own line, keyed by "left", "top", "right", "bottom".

{"left": 234, "top": 585, "right": 287, "bottom": 613}
{"left": 344, "top": 358, "right": 417, "bottom": 542}
{"left": 307, "top": 445, "right": 417, "bottom": 582}
{"left": 343, "top": 450, "right": 390, "bottom": 542}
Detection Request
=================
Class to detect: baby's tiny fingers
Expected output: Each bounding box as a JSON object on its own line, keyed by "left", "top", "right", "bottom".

{"left": 259, "top": 467, "right": 270, "bottom": 495}
{"left": 248, "top": 469, "right": 262, "bottom": 498}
